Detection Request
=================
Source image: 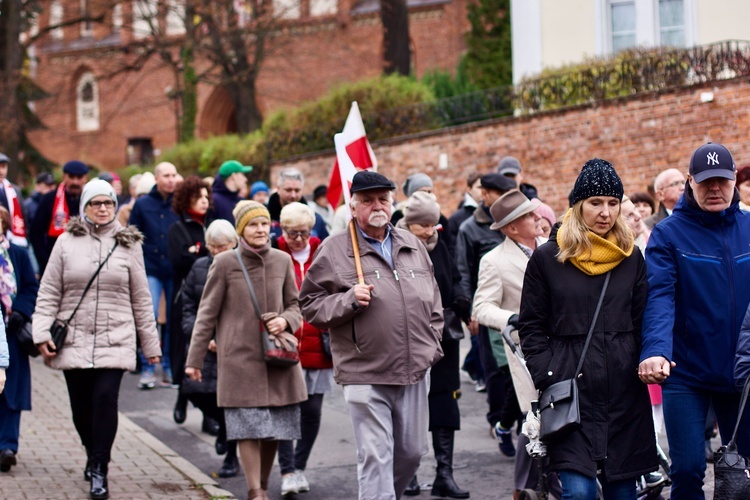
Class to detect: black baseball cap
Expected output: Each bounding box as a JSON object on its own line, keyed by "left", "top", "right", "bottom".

{"left": 689, "top": 142, "right": 736, "bottom": 183}
{"left": 480, "top": 173, "right": 516, "bottom": 192}
{"left": 350, "top": 171, "right": 395, "bottom": 194}
{"left": 36, "top": 172, "right": 55, "bottom": 185}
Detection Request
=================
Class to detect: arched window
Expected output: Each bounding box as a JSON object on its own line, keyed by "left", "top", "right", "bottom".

{"left": 76, "top": 72, "right": 100, "bottom": 132}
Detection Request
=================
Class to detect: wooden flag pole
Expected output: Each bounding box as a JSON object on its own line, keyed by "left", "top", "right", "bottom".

{"left": 349, "top": 219, "right": 365, "bottom": 285}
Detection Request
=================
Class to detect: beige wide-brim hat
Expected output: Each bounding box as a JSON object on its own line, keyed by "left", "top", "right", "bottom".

{"left": 489, "top": 190, "right": 542, "bottom": 230}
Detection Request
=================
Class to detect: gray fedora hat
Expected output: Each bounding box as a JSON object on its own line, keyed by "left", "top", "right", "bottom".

{"left": 490, "top": 190, "right": 542, "bottom": 230}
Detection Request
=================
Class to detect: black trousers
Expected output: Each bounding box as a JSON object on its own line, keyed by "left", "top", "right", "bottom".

{"left": 478, "top": 326, "right": 521, "bottom": 428}
{"left": 187, "top": 392, "right": 227, "bottom": 443}
{"left": 63, "top": 368, "right": 125, "bottom": 464}
{"left": 277, "top": 393, "right": 325, "bottom": 474}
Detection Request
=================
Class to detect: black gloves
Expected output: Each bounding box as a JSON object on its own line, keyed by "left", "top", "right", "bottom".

{"left": 507, "top": 314, "right": 520, "bottom": 330}
{"left": 453, "top": 296, "right": 472, "bottom": 324}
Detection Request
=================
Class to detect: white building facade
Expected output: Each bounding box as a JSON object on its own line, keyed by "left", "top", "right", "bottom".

{"left": 511, "top": 0, "right": 750, "bottom": 83}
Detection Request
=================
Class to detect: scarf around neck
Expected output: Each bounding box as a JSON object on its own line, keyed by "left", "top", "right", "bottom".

{"left": 2, "top": 179, "right": 26, "bottom": 245}
{"left": 556, "top": 208, "right": 633, "bottom": 275}
{"left": 48, "top": 183, "right": 70, "bottom": 237}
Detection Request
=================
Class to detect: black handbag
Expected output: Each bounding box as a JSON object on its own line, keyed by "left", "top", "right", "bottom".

{"left": 48, "top": 242, "right": 118, "bottom": 353}
{"left": 443, "top": 308, "right": 465, "bottom": 341}
{"left": 713, "top": 376, "right": 750, "bottom": 499}
{"left": 12, "top": 318, "right": 39, "bottom": 357}
{"left": 235, "top": 249, "right": 299, "bottom": 367}
{"left": 538, "top": 271, "right": 610, "bottom": 442}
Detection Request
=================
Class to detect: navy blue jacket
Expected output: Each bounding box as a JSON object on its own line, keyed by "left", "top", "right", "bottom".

{"left": 5, "top": 243, "right": 39, "bottom": 411}
{"left": 211, "top": 175, "right": 241, "bottom": 224}
{"left": 641, "top": 187, "right": 750, "bottom": 392}
{"left": 128, "top": 186, "right": 180, "bottom": 280}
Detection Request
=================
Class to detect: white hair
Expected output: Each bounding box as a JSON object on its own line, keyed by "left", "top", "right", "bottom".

{"left": 654, "top": 168, "right": 683, "bottom": 191}
{"left": 277, "top": 168, "right": 304, "bottom": 187}
{"left": 280, "top": 202, "right": 316, "bottom": 229}
{"left": 206, "top": 219, "right": 238, "bottom": 246}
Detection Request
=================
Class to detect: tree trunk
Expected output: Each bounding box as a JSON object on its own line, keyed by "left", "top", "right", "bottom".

{"left": 179, "top": 1, "right": 198, "bottom": 142}
{"left": 380, "top": 0, "right": 411, "bottom": 76}
{"left": 0, "top": 0, "right": 24, "bottom": 177}
{"left": 227, "top": 77, "right": 263, "bottom": 134}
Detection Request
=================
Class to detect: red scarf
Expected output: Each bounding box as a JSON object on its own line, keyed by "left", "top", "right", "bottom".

{"left": 48, "top": 182, "right": 70, "bottom": 237}
{"left": 185, "top": 209, "right": 206, "bottom": 225}
{"left": 2, "top": 179, "right": 26, "bottom": 245}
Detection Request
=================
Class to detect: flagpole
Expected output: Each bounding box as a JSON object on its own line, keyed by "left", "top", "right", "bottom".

{"left": 348, "top": 219, "right": 365, "bottom": 285}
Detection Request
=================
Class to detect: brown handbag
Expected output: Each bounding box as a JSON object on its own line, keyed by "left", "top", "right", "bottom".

{"left": 234, "top": 249, "right": 299, "bottom": 367}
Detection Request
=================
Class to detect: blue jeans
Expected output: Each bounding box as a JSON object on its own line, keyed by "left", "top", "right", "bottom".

{"left": 662, "top": 383, "right": 750, "bottom": 499}
{"left": 140, "top": 276, "right": 173, "bottom": 374}
{"left": 559, "top": 470, "right": 635, "bottom": 500}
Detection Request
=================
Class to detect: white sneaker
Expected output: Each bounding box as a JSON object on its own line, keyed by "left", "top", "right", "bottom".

{"left": 281, "top": 473, "right": 299, "bottom": 496}
{"left": 295, "top": 470, "right": 310, "bottom": 493}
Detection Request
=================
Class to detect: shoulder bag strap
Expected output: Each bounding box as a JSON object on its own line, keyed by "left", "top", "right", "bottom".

{"left": 234, "top": 248, "right": 264, "bottom": 321}
{"left": 65, "top": 240, "right": 120, "bottom": 324}
{"left": 729, "top": 376, "right": 750, "bottom": 445}
{"left": 574, "top": 271, "right": 611, "bottom": 377}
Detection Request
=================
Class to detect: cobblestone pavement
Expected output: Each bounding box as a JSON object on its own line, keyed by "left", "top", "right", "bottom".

{"left": 1, "top": 358, "right": 233, "bottom": 499}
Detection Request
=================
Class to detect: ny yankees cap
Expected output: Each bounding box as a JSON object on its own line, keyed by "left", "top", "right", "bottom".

{"left": 689, "top": 142, "right": 736, "bottom": 183}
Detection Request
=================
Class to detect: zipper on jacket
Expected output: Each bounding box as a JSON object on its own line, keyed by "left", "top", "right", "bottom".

{"left": 375, "top": 270, "right": 380, "bottom": 280}
{"left": 409, "top": 270, "right": 415, "bottom": 278}
{"left": 393, "top": 270, "right": 400, "bottom": 281}
{"left": 393, "top": 268, "right": 411, "bottom": 379}
{"left": 721, "top": 226, "right": 737, "bottom": 346}
{"left": 351, "top": 322, "right": 361, "bottom": 353}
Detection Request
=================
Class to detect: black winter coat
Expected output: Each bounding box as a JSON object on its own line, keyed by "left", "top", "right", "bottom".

{"left": 455, "top": 206, "right": 505, "bottom": 298}
{"left": 518, "top": 226, "right": 657, "bottom": 481}
{"left": 428, "top": 237, "right": 469, "bottom": 430}
{"left": 168, "top": 214, "right": 210, "bottom": 385}
{"left": 180, "top": 255, "right": 218, "bottom": 394}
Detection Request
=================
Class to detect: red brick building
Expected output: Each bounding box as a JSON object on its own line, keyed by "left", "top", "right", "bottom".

{"left": 27, "top": 0, "right": 469, "bottom": 169}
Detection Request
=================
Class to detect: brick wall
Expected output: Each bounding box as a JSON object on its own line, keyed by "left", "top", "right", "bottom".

{"left": 28, "top": 0, "right": 469, "bottom": 168}
{"left": 271, "top": 77, "right": 750, "bottom": 217}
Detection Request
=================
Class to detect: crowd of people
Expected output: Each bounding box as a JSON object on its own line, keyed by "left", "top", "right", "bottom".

{"left": 0, "top": 143, "right": 747, "bottom": 500}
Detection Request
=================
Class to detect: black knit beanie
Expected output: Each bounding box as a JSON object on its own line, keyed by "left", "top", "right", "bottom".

{"left": 571, "top": 158, "right": 624, "bottom": 205}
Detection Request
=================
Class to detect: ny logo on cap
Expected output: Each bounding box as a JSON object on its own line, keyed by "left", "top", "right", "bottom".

{"left": 707, "top": 152, "right": 720, "bottom": 166}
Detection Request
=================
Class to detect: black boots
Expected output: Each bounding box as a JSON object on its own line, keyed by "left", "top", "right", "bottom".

{"left": 84, "top": 458, "right": 93, "bottom": 481}
{"left": 173, "top": 394, "right": 188, "bottom": 424}
{"left": 90, "top": 462, "right": 109, "bottom": 499}
{"left": 431, "top": 428, "right": 470, "bottom": 499}
{"left": 218, "top": 441, "right": 239, "bottom": 478}
{"left": 404, "top": 475, "right": 421, "bottom": 496}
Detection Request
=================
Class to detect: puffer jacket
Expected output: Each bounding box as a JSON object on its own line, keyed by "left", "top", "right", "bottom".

{"left": 642, "top": 187, "right": 750, "bottom": 392}
{"left": 277, "top": 236, "right": 332, "bottom": 370}
{"left": 32, "top": 217, "right": 161, "bottom": 370}
{"left": 299, "top": 222, "right": 444, "bottom": 386}
{"left": 519, "top": 224, "right": 656, "bottom": 481}
{"left": 180, "top": 255, "right": 218, "bottom": 394}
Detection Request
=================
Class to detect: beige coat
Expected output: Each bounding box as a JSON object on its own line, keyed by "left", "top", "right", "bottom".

{"left": 300, "top": 223, "right": 444, "bottom": 386}
{"left": 472, "top": 236, "right": 546, "bottom": 412}
{"left": 32, "top": 217, "right": 161, "bottom": 370}
{"left": 185, "top": 244, "right": 306, "bottom": 408}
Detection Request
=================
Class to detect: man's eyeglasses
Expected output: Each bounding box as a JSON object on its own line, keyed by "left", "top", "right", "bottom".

{"left": 661, "top": 180, "right": 684, "bottom": 190}
{"left": 286, "top": 230, "right": 311, "bottom": 240}
{"left": 89, "top": 200, "right": 115, "bottom": 209}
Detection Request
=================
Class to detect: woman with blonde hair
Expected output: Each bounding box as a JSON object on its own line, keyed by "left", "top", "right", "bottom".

{"left": 519, "top": 159, "right": 657, "bottom": 499}
{"left": 185, "top": 200, "right": 305, "bottom": 500}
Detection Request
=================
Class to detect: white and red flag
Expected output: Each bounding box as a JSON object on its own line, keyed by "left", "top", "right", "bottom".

{"left": 326, "top": 101, "right": 377, "bottom": 210}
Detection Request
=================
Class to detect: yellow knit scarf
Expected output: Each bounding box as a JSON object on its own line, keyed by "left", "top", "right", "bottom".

{"left": 556, "top": 208, "right": 633, "bottom": 275}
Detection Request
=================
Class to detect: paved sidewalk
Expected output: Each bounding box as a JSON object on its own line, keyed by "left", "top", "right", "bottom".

{"left": 1, "top": 358, "right": 235, "bottom": 499}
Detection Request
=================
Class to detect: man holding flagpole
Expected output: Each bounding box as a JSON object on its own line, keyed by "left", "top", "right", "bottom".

{"left": 300, "top": 170, "right": 444, "bottom": 499}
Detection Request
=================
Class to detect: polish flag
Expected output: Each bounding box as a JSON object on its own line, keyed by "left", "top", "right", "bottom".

{"left": 326, "top": 101, "right": 377, "bottom": 209}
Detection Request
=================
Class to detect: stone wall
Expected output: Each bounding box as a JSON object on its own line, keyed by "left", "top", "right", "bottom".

{"left": 271, "top": 77, "right": 750, "bottom": 217}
